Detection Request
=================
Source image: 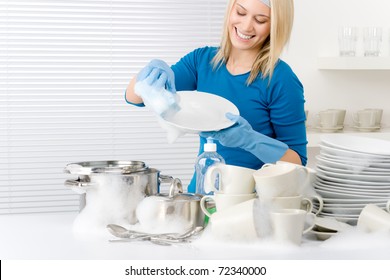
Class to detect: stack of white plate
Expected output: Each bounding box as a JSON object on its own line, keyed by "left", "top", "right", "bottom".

{"left": 314, "top": 134, "right": 390, "bottom": 225}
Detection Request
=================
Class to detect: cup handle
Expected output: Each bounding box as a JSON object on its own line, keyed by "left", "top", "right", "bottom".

{"left": 386, "top": 200, "right": 390, "bottom": 213}
{"left": 204, "top": 165, "right": 221, "bottom": 193}
{"left": 312, "top": 195, "right": 324, "bottom": 216}
{"left": 301, "top": 198, "right": 313, "bottom": 213}
{"left": 200, "top": 195, "right": 215, "bottom": 218}
{"left": 261, "top": 163, "right": 274, "bottom": 169}
{"left": 296, "top": 166, "right": 310, "bottom": 191}
{"left": 303, "top": 213, "right": 316, "bottom": 234}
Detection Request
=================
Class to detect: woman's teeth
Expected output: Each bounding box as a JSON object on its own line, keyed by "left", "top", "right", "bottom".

{"left": 236, "top": 28, "right": 253, "bottom": 40}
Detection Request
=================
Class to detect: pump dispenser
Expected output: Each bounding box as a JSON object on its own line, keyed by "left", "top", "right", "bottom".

{"left": 195, "top": 138, "right": 225, "bottom": 195}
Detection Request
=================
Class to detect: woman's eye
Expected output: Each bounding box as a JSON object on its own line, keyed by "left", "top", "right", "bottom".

{"left": 255, "top": 17, "right": 268, "bottom": 24}
{"left": 255, "top": 19, "right": 267, "bottom": 24}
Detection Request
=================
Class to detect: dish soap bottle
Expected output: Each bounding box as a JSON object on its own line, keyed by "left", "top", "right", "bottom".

{"left": 195, "top": 137, "right": 225, "bottom": 195}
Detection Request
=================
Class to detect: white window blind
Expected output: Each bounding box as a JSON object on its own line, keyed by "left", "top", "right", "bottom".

{"left": 0, "top": 0, "right": 226, "bottom": 214}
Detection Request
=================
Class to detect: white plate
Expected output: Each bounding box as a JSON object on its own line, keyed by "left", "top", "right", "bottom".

{"left": 311, "top": 230, "right": 337, "bottom": 241}
{"left": 163, "top": 91, "right": 239, "bottom": 133}
{"left": 315, "top": 216, "right": 354, "bottom": 231}
{"left": 314, "top": 181, "right": 390, "bottom": 195}
{"left": 315, "top": 188, "right": 386, "bottom": 199}
{"left": 315, "top": 187, "right": 384, "bottom": 201}
{"left": 320, "top": 202, "right": 387, "bottom": 208}
{"left": 314, "top": 183, "right": 390, "bottom": 197}
{"left": 316, "top": 163, "right": 390, "bottom": 176}
{"left": 316, "top": 172, "right": 390, "bottom": 186}
{"left": 319, "top": 212, "right": 359, "bottom": 219}
{"left": 317, "top": 197, "right": 389, "bottom": 204}
{"left": 322, "top": 206, "right": 363, "bottom": 216}
{"left": 316, "top": 168, "right": 390, "bottom": 182}
{"left": 315, "top": 181, "right": 390, "bottom": 194}
{"left": 319, "top": 144, "right": 390, "bottom": 160}
{"left": 315, "top": 155, "right": 390, "bottom": 173}
{"left": 318, "top": 214, "right": 358, "bottom": 226}
{"left": 321, "top": 134, "right": 390, "bottom": 156}
{"left": 319, "top": 152, "right": 390, "bottom": 166}
{"left": 316, "top": 177, "right": 390, "bottom": 190}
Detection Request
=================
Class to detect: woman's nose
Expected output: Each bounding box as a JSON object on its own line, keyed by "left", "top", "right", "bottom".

{"left": 241, "top": 17, "right": 254, "bottom": 32}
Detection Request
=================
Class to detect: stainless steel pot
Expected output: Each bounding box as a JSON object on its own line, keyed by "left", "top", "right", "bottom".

{"left": 136, "top": 192, "right": 205, "bottom": 233}
{"left": 64, "top": 160, "right": 182, "bottom": 225}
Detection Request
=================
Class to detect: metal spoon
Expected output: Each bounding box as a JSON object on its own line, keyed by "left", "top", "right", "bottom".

{"left": 106, "top": 224, "right": 198, "bottom": 240}
{"left": 107, "top": 224, "right": 203, "bottom": 242}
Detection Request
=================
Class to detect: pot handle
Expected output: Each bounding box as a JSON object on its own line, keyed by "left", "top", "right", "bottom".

{"left": 64, "top": 178, "right": 96, "bottom": 194}
{"left": 159, "top": 174, "right": 183, "bottom": 197}
{"left": 169, "top": 178, "right": 183, "bottom": 197}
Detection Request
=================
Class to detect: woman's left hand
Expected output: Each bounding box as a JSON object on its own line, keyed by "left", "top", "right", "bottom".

{"left": 200, "top": 113, "right": 288, "bottom": 163}
{"left": 200, "top": 113, "right": 253, "bottom": 148}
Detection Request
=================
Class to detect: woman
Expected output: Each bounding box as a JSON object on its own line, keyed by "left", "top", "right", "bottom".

{"left": 125, "top": 0, "right": 307, "bottom": 193}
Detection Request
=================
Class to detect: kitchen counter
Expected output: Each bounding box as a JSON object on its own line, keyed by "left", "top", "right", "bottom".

{"left": 1, "top": 213, "right": 390, "bottom": 260}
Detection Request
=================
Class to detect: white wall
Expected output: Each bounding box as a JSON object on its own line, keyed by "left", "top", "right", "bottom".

{"left": 283, "top": 0, "right": 390, "bottom": 129}
{"left": 280, "top": 0, "right": 390, "bottom": 167}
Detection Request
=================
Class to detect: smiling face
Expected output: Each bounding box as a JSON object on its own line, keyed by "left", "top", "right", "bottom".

{"left": 228, "top": 0, "right": 271, "bottom": 54}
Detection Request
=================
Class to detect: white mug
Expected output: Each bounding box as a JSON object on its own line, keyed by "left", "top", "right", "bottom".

{"left": 270, "top": 209, "right": 316, "bottom": 245}
{"left": 264, "top": 195, "right": 313, "bottom": 213}
{"left": 200, "top": 192, "right": 257, "bottom": 217}
{"left": 274, "top": 161, "right": 318, "bottom": 195}
{"left": 253, "top": 163, "right": 310, "bottom": 199}
{"left": 357, "top": 202, "right": 390, "bottom": 232}
{"left": 209, "top": 198, "right": 259, "bottom": 242}
{"left": 204, "top": 163, "right": 256, "bottom": 194}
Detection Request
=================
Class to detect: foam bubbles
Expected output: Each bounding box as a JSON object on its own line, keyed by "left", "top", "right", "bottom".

{"left": 135, "top": 196, "right": 195, "bottom": 234}
{"left": 72, "top": 173, "right": 145, "bottom": 235}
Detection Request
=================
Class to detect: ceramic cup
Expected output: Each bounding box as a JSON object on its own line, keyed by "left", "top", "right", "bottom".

{"left": 326, "top": 109, "right": 346, "bottom": 127}
{"left": 265, "top": 195, "right": 324, "bottom": 216}
{"left": 253, "top": 163, "right": 310, "bottom": 200}
{"left": 204, "top": 163, "right": 256, "bottom": 194}
{"left": 270, "top": 209, "right": 316, "bottom": 245}
{"left": 200, "top": 192, "right": 257, "bottom": 217}
{"left": 357, "top": 202, "right": 390, "bottom": 232}
{"left": 209, "top": 198, "right": 259, "bottom": 242}
{"left": 273, "top": 161, "right": 318, "bottom": 193}
{"left": 318, "top": 110, "right": 339, "bottom": 128}
{"left": 355, "top": 110, "right": 377, "bottom": 127}
{"left": 364, "top": 108, "right": 383, "bottom": 126}
{"left": 263, "top": 195, "right": 313, "bottom": 212}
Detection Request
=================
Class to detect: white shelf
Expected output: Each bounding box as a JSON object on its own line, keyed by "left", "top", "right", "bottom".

{"left": 307, "top": 128, "right": 390, "bottom": 147}
{"left": 317, "top": 56, "right": 390, "bottom": 70}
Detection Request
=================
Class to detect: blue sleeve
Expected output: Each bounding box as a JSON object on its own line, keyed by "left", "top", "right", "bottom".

{"left": 171, "top": 47, "right": 208, "bottom": 91}
{"left": 124, "top": 91, "right": 145, "bottom": 107}
{"left": 268, "top": 63, "right": 307, "bottom": 165}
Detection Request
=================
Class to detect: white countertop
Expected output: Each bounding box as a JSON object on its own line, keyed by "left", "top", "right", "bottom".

{"left": 1, "top": 212, "right": 390, "bottom": 260}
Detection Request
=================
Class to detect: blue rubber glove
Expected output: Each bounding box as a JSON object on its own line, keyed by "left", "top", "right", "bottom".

{"left": 137, "top": 59, "right": 176, "bottom": 93}
{"left": 200, "top": 113, "right": 288, "bottom": 164}
{"left": 134, "top": 59, "right": 180, "bottom": 118}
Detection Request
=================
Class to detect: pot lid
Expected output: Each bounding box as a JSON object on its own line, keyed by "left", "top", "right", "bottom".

{"left": 64, "top": 160, "right": 148, "bottom": 175}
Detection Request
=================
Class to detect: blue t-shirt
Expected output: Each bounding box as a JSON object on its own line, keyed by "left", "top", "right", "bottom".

{"left": 171, "top": 46, "right": 307, "bottom": 193}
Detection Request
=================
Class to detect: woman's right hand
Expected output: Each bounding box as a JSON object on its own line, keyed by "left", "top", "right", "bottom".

{"left": 137, "top": 59, "right": 176, "bottom": 93}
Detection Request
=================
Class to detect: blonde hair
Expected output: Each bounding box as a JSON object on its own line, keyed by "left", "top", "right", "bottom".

{"left": 212, "top": 0, "right": 294, "bottom": 85}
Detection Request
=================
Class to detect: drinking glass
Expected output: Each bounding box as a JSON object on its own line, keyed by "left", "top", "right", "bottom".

{"left": 338, "top": 26, "right": 358, "bottom": 57}
{"left": 363, "top": 27, "right": 382, "bottom": 57}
